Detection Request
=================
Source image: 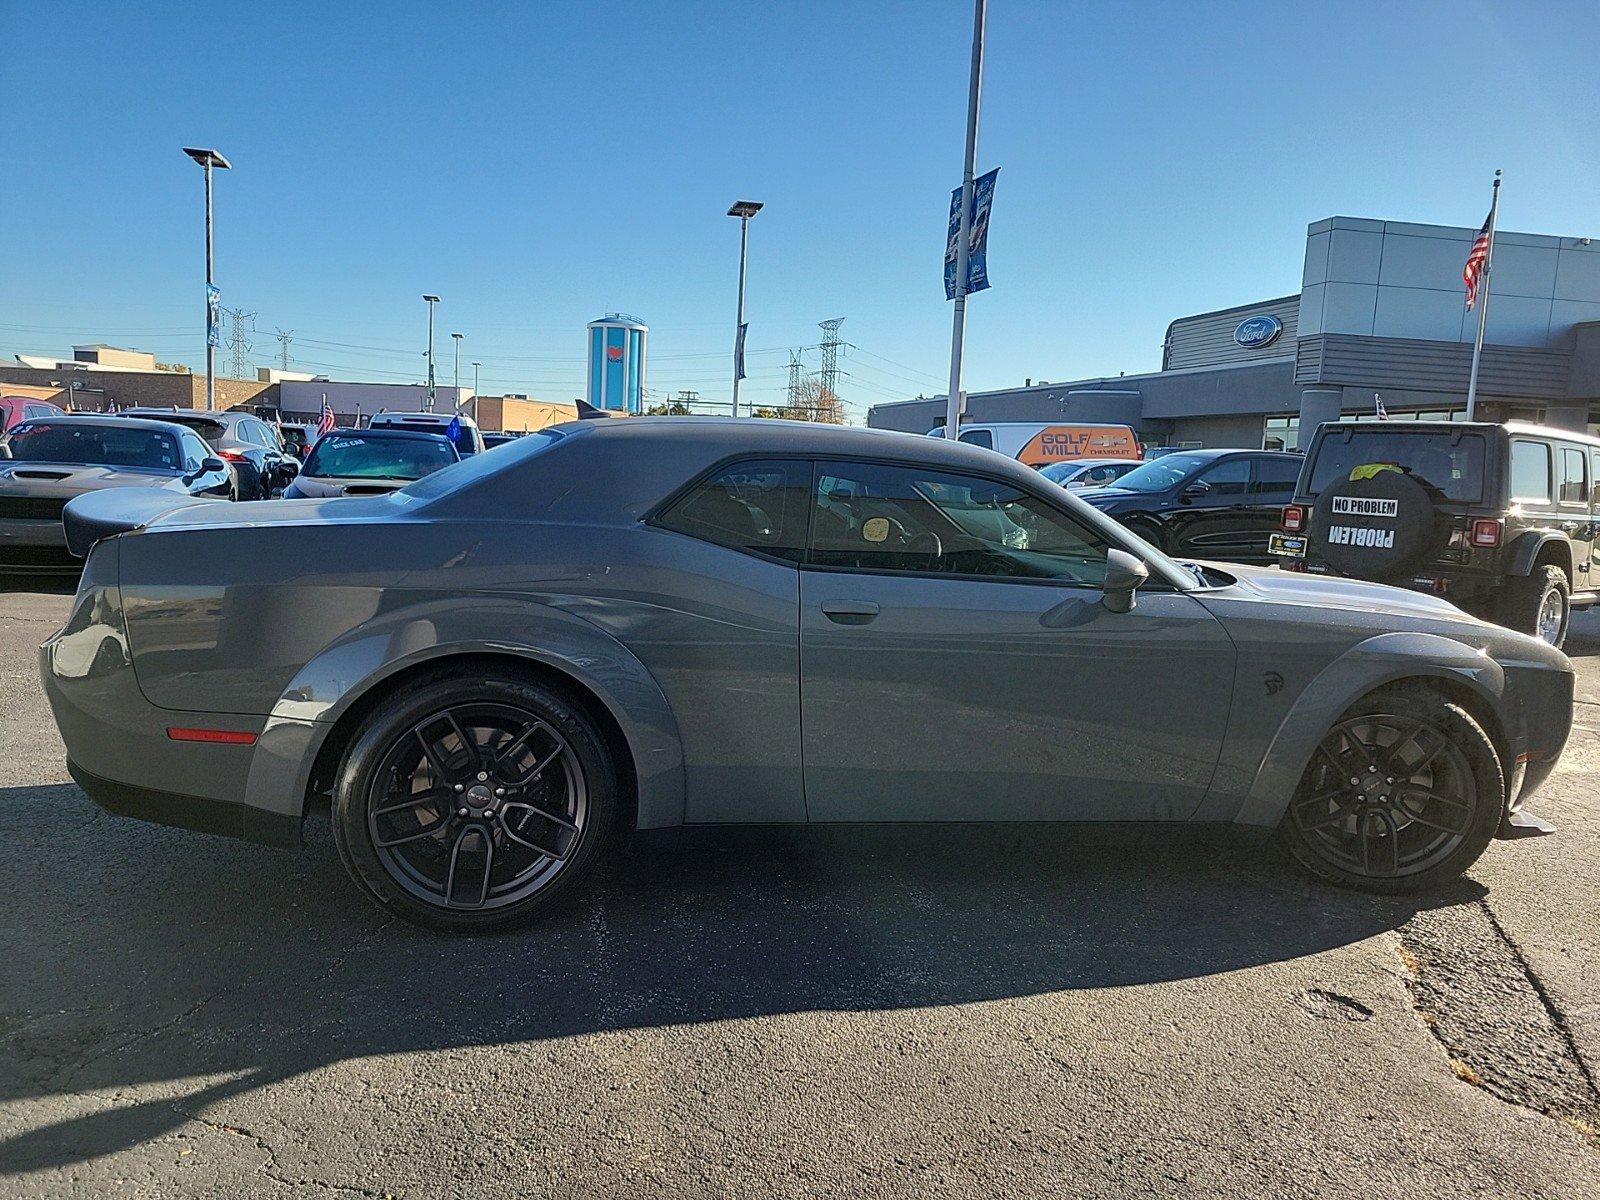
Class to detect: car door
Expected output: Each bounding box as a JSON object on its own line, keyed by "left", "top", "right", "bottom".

{"left": 1557, "top": 443, "right": 1595, "bottom": 593}
{"left": 797, "top": 458, "right": 1236, "bottom": 823}
{"left": 1159, "top": 455, "right": 1259, "bottom": 562}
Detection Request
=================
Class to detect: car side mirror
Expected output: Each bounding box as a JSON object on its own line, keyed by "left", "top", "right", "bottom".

{"left": 1101, "top": 548, "right": 1149, "bottom": 614}
{"left": 280, "top": 459, "right": 300, "bottom": 479}
{"left": 1179, "top": 480, "right": 1210, "bottom": 501}
{"left": 202, "top": 456, "right": 227, "bottom": 473}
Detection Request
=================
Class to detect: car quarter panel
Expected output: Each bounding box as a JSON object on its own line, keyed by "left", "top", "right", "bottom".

{"left": 1190, "top": 576, "right": 1572, "bottom": 827}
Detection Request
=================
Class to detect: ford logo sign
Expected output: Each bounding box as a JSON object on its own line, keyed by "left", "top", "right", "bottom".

{"left": 1234, "top": 314, "right": 1283, "bottom": 349}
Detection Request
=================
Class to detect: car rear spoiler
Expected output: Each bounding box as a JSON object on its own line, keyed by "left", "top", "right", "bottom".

{"left": 61, "top": 489, "right": 210, "bottom": 558}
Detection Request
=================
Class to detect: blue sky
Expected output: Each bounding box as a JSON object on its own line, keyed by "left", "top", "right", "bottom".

{"left": 5, "top": 1, "right": 1598, "bottom": 421}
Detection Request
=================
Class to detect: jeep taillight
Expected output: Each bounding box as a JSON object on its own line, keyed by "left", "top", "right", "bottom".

{"left": 1281, "top": 504, "right": 1305, "bottom": 532}
{"left": 1471, "top": 518, "right": 1502, "bottom": 548}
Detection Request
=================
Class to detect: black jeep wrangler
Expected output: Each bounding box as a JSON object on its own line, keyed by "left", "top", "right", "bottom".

{"left": 1271, "top": 420, "right": 1599, "bottom": 648}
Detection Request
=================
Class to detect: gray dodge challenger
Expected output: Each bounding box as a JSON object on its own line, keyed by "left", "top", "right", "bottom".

{"left": 41, "top": 418, "right": 1573, "bottom": 930}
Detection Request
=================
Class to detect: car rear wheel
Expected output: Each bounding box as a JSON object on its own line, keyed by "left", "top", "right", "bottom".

{"left": 1500, "top": 565, "right": 1570, "bottom": 649}
{"left": 331, "top": 671, "right": 618, "bottom": 932}
{"left": 1280, "top": 686, "right": 1501, "bottom": 893}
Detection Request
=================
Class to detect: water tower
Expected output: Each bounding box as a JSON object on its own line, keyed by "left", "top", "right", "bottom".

{"left": 586, "top": 314, "right": 648, "bottom": 413}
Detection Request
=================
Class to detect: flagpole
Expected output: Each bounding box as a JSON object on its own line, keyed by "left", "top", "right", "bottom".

{"left": 1464, "top": 170, "right": 1502, "bottom": 421}
{"left": 944, "top": 0, "right": 986, "bottom": 441}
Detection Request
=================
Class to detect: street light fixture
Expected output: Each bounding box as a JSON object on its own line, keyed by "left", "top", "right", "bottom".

{"left": 451, "top": 332, "right": 463, "bottom": 407}
{"left": 182, "top": 146, "right": 232, "bottom": 411}
{"left": 727, "top": 200, "right": 763, "bottom": 418}
{"left": 422, "top": 295, "right": 441, "bottom": 411}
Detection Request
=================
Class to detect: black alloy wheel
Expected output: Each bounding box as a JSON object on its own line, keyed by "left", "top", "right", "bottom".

{"left": 1281, "top": 687, "right": 1501, "bottom": 892}
{"left": 333, "top": 673, "right": 617, "bottom": 931}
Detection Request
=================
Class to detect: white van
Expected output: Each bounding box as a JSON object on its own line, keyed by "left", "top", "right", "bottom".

{"left": 367, "top": 411, "right": 487, "bottom": 455}
{"left": 926, "top": 422, "right": 1141, "bottom": 467}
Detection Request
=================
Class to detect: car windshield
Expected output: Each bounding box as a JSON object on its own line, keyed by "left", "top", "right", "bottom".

{"left": 1306, "top": 429, "right": 1486, "bottom": 503}
{"left": 3, "top": 422, "right": 181, "bottom": 470}
{"left": 1038, "top": 462, "right": 1088, "bottom": 483}
{"left": 303, "top": 434, "right": 458, "bottom": 480}
{"left": 1107, "top": 454, "right": 1209, "bottom": 492}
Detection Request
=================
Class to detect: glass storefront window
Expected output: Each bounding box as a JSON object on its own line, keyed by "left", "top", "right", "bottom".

{"left": 1263, "top": 415, "right": 1299, "bottom": 452}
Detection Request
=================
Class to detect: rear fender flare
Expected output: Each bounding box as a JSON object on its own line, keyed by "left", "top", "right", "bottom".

{"left": 1508, "top": 531, "right": 1572, "bottom": 580}
{"left": 244, "top": 596, "right": 685, "bottom": 829}
{"left": 1230, "top": 631, "right": 1506, "bottom": 828}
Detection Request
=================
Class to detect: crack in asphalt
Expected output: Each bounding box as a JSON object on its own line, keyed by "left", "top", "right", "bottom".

{"left": 1400, "top": 898, "right": 1600, "bottom": 1144}
{"left": 170, "top": 1103, "right": 393, "bottom": 1198}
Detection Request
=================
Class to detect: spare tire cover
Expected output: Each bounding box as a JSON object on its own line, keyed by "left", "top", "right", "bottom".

{"left": 1308, "top": 467, "right": 1440, "bottom": 582}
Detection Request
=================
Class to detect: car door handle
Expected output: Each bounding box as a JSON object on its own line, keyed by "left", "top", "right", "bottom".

{"left": 820, "top": 600, "right": 880, "bottom": 623}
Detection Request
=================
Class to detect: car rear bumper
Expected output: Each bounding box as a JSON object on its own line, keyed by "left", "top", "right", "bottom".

{"left": 0, "top": 517, "right": 67, "bottom": 547}
{"left": 67, "top": 759, "right": 300, "bottom": 847}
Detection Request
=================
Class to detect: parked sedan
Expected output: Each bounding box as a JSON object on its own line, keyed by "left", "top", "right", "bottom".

{"left": 116, "top": 408, "right": 296, "bottom": 499}
{"left": 284, "top": 428, "right": 459, "bottom": 498}
{"left": 0, "top": 414, "right": 228, "bottom": 571}
{"left": 1076, "top": 449, "right": 1303, "bottom": 564}
{"left": 1038, "top": 458, "right": 1143, "bottom": 489}
{"left": 44, "top": 419, "right": 1571, "bottom": 931}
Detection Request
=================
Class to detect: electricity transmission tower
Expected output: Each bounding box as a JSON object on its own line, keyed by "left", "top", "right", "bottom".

{"left": 786, "top": 350, "right": 805, "bottom": 414}
{"left": 818, "top": 318, "right": 844, "bottom": 405}
{"left": 220, "top": 306, "right": 256, "bottom": 379}
{"left": 275, "top": 328, "right": 293, "bottom": 371}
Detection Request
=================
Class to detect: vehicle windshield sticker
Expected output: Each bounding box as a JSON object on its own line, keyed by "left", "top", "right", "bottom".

{"left": 863, "top": 517, "right": 890, "bottom": 543}
{"left": 1349, "top": 463, "right": 1400, "bottom": 481}
{"left": 1327, "top": 526, "right": 1395, "bottom": 548}
{"left": 1331, "top": 497, "right": 1399, "bottom": 517}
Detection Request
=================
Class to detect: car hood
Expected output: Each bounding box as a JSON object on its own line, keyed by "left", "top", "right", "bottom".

{"left": 1074, "top": 486, "right": 1141, "bottom": 505}
{"left": 0, "top": 462, "right": 186, "bottom": 496}
{"left": 289, "top": 475, "right": 412, "bottom": 498}
{"left": 1192, "top": 560, "right": 1472, "bottom": 621}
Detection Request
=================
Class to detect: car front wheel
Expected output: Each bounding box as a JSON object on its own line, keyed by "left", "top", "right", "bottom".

{"left": 331, "top": 671, "right": 618, "bottom": 932}
{"left": 1280, "top": 685, "right": 1502, "bottom": 893}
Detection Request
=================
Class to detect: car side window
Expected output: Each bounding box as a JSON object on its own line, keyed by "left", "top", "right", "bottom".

{"left": 1510, "top": 439, "right": 1552, "bottom": 504}
{"left": 655, "top": 458, "right": 810, "bottom": 563}
{"left": 1250, "top": 455, "right": 1301, "bottom": 496}
{"left": 957, "top": 429, "right": 994, "bottom": 451}
{"left": 1557, "top": 446, "right": 1588, "bottom": 506}
{"left": 181, "top": 431, "right": 207, "bottom": 471}
{"left": 808, "top": 461, "right": 1109, "bottom": 585}
{"left": 1592, "top": 450, "right": 1600, "bottom": 506}
{"left": 1193, "top": 457, "right": 1251, "bottom": 496}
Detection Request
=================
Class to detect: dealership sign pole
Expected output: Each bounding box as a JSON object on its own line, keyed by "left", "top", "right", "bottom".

{"left": 1464, "top": 170, "right": 1501, "bottom": 422}
{"left": 944, "top": 0, "right": 987, "bottom": 440}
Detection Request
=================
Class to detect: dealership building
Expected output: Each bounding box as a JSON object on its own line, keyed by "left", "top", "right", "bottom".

{"left": 868, "top": 215, "right": 1600, "bottom": 451}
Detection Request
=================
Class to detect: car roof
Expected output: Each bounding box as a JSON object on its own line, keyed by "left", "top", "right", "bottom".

{"left": 1313, "top": 419, "right": 1600, "bottom": 450}
{"left": 120, "top": 407, "right": 238, "bottom": 423}
{"left": 7, "top": 413, "right": 187, "bottom": 434}
{"left": 546, "top": 415, "right": 1003, "bottom": 464}
{"left": 318, "top": 426, "right": 454, "bottom": 442}
{"left": 370, "top": 411, "right": 479, "bottom": 426}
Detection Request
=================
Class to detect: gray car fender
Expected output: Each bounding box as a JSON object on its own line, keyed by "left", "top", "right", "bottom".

{"left": 1228, "top": 630, "right": 1506, "bottom": 829}
{"left": 243, "top": 595, "right": 687, "bottom": 831}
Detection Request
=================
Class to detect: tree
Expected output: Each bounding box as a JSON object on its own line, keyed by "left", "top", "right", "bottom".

{"left": 644, "top": 400, "right": 692, "bottom": 416}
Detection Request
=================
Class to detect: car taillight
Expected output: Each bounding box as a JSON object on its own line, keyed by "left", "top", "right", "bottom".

{"left": 1281, "top": 504, "right": 1305, "bottom": 532}
{"left": 217, "top": 449, "right": 247, "bottom": 462}
{"left": 1471, "top": 518, "right": 1502, "bottom": 548}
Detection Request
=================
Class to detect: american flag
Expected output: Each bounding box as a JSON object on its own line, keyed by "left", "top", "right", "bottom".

{"left": 317, "top": 398, "right": 336, "bottom": 437}
{"left": 1463, "top": 211, "right": 1492, "bottom": 310}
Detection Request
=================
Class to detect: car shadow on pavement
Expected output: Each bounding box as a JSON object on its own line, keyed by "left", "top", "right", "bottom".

{"left": 0, "top": 783, "right": 1483, "bottom": 1173}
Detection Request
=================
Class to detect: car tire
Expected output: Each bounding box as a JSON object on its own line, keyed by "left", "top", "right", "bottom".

{"left": 1499, "top": 564, "right": 1570, "bottom": 649}
{"left": 1120, "top": 517, "right": 1165, "bottom": 552}
{"left": 1279, "top": 684, "right": 1502, "bottom": 894}
{"left": 331, "top": 670, "right": 619, "bottom": 933}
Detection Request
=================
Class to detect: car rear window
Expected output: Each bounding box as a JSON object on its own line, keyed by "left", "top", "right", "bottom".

{"left": 303, "top": 434, "right": 458, "bottom": 481}
{"left": 1305, "top": 429, "right": 1486, "bottom": 503}
{"left": 4, "top": 422, "right": 182, "bottom": 470}
{"left": 400, "top": 427, "right": 564, "bottom": 500}
{"left": 153, "top": 415, "right": 229, "bottom": 447}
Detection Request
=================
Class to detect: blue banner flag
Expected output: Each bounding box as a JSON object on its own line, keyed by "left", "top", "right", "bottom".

{"left": 944, "top": 167, "right": 998, "bottom": 300}
{"left": 206, "top": 284, "right": 221, "bottom": 348}
{"left": 734, "top": 322, "right": 749, "bottom": 381}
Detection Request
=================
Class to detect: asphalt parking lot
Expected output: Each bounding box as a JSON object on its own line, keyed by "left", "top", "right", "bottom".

{"left": 1, "top": 580, "right": 1597, "bottom": 1198}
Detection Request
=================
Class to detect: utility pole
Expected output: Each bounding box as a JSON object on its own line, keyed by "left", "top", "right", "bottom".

{"left": 727, "top": 200, "right": 763, "bottom": 418}
{"left": 451, "top": 332, "right": 463, "bottom": 407}
{"left": 275, "top": 328, "right": 293, "bottom": 371}
{"left": 422, "top": 294, "right": 440, "bottom": 411}
{"left": 945, "top": 0, "right": 986, "bottom": 440}
{"left": 182, "top": 147, "right": 231, "bottom": 410}
{"left": 472, "top": 361, "right": 481, "bottom": 422}
{"left": 819, "top": 319, "right": 844, "bottom": 412}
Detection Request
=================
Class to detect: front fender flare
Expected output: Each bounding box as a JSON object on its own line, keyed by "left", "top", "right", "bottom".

{"left": 1230, "top": 631, "right": 1506, "bottom": 828}
{"left": 243, "top": 595, "right": 686, "bottom": 830}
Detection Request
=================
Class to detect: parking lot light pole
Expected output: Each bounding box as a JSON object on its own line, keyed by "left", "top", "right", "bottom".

{"left": 472, "top": 361, "right": 481, "bottom": 422}
{"left": 451, "top": 332, "right": 463, "bottom": 408}
{"left": 182, "top": 146, "right": 231, "bottom": 411}
{"left": 944, "top": 0, "right": 985, "bottom": 441}
{"left": 422, "top": 295, "right": 441, "bottom": 411}
{"left": 727, "top": 200, "right": 763, "bottom": 418}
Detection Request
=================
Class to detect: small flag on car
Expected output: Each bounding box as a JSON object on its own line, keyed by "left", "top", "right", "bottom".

{"left": 317, "top": 397, "right": 335, "bottom": 437}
